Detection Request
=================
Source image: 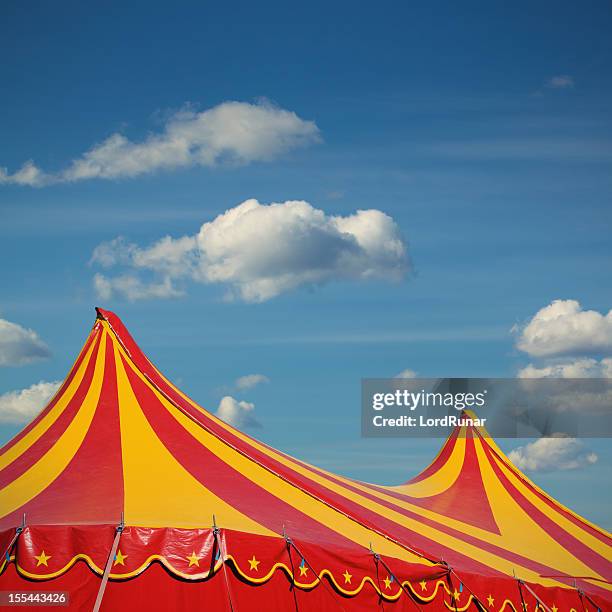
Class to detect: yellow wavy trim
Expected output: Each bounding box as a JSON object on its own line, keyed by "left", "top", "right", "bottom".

{"left": 0, "top": 551, "right": 564, "bottom": 611}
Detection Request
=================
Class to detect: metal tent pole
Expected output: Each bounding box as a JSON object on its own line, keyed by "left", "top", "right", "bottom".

{"left": 1, "top": 514, "right": 26, "bottom": 570}
{"left": 92, "top": 514, "right": 124, "bottom": 612}
{"left": 212, "top": 515, "right": 235, "bottom": 612}
{"left": 370, "top": 543, "right": 422, "bottom": 612}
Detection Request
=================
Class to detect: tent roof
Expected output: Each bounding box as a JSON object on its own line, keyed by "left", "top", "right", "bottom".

{"left": 0, "top": 308, "right": 610, "bottom": 606}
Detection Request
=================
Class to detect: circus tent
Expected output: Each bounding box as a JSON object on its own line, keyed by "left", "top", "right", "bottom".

{"left": 0, "top": 308, "right": 610, "bottom": 610}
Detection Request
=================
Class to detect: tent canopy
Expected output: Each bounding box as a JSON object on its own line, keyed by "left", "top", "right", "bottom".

{"left": 0, "top": 308, "right": 610, "bottom": 610}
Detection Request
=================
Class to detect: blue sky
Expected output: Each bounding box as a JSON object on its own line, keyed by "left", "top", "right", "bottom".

{"left": 1, "top": 2, "right": 611, "bottom": 528}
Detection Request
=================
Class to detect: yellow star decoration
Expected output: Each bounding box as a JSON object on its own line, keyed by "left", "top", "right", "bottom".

{"left": 487, "top": 594, "right": 495, "bottom": 607}
{"left": 114, "top": 549, "right": 128, "bottom": 566}
{"left": 551, "top": 606, "right": 558, "bottom": 612}
{"left": 453, "top": 589, "right": 461, "bottom": 601}
{"left": 298, "top": 565, "right": 308, "bottom": 577}
{"left": 420, "top": 580, "right": 427, "bottom": 591}
{"left": 248, "top": 555, "right": 260, "bottom": 571}
{"left": 343, "top": 570, "right": 352, "bottom": 584}
{"left": 383, "top": 575, "right": 392, "bottom": 590}
{"left": 34, "top": 551, "right": 51, "bottom": 567}
{"left": 187, "top": 551, "right": 201, "bottom": 567}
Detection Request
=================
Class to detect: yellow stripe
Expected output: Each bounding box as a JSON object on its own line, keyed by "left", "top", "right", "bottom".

{"left": 119, "top": 335, "right": 598, "bottom": 588}
{"left": 0, "top": 333, "right": 99, "bottom": 471}
{"left": 0, "top": 333, "right": 106, "bottom": 518}
{"left": 112, "top": 340, "right": 275, "bottom": 535}
{"left": 330, "top": 439, "right": 609, "bottom": 585}
{"left": 467, "top": 414, "right": 611, "bottom": 541}
{"left": 387, "top": 433, "right": 466, "bottom": 497}
{"left": 154, "top": 364, "right": 587, "bottom": 587}
{"left": 116, "top": 345, "right": 432, "bottom": 564}
{"left": 490, "top": 450, "right": 612, "bottom": 568}
{"left": 473, "top": 438, "right": 606, "bottom": 582}
{"left": 117, "top": 343, "right": 578, "bottom": 586}
{"left": 485, "top": 433, "right": 612, "bottom": 541}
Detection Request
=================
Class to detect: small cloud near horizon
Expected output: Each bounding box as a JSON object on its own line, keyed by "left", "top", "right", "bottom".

{"left": 0, "top": 317, "right": 51, "bottom": 366}
{"left": 546, "top": 75, "right": 574, "bottom": 89}
{"left": 509, "top": 436, "right": 597, "bottom": 472}
{"left": 235, "top": 374, "right": 270, "bottom": 390}
{"left": 395, "top": 368, "right": 417, "bottom": 378}
{"left": 215, "top": 395, "right": 261, "bottom": 429}
{"left": 0, "top": 380, "right": 61, "bottom": 423}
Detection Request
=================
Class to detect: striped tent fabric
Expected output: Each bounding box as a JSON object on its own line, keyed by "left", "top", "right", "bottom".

{"left": 0, "top": 308, "right": 610, "bottom": 611}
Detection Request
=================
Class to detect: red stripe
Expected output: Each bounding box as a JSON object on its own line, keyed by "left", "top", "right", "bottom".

{"left": 117, "top": 352, "right": 563, "bottom": 581}
{"left": 405, "top": 435, "right": 500, "bottom": 533}
{"left": 0, "top": 335, "right": 102, "bottom": 488}
{"left": 480, "top": 429, "right": 612, "bottom": 546}
{"left": 482, "top": 441, "right": 612, "bottom": 578}
{"left": 144, "top": 388, "right": 603, "bottom": 584}
{"left": 404, "top": 428, "right": 460, "bottom": 485}
{"left": 98, "top": 310, "right": 612, "bottom": 598}
{"left": 101, "top": 327, "right": 541, "bottom": 575}
{"left": 267, "top": 436, "right": 612, "bottom": 592}
{"left": 120, "top": 356, "right": 389, "bottom": 554}
{"left": 0, "top": 335, "right": 124, "bottom": 527}
{"left": 174, "top": 399, "right": 609, "bottom": 590}
{"left": 0, "top": 325, "right": 100, "bottom": 456}
{"left": 281, "top": 434, "right": 500, "bottom": 534}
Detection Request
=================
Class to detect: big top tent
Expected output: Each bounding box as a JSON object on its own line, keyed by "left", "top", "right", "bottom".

{"left": 0, "top": 308, "right": 610, "bottom": 611}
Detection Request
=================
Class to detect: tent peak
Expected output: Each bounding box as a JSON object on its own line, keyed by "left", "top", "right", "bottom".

{"left": 95, "top": 306, "right": 114, "bottom": 321}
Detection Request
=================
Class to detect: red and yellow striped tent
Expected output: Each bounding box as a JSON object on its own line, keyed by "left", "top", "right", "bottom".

{"left": 0, "top": 308, "right": 610, "bottom": 610}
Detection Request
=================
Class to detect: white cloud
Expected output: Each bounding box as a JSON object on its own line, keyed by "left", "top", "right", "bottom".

{"left": 235, "top": 374, "right": 270, "bottom": 390}
{"left": 0, "top": 380, "right": 61, "bottom": 423}
{"left": 0, "top": 161, "right": 49, "bottom": 187}
{"left": 91, "top": 198, "right": 409, "bottom": 302}
{"left": 517, "top": 359, "right": 612, "bottom": 417}
{"left": 546, "top": 75, "right": 574, "bottom": 89}
{"left": 215, "top": 395, "right": 261, "bottom": 428}
{"left": 93, "top": 273, "right": 183, "bottom": 302}
{"left": 514, "top": 299, "right": 612, "bottom": 358}
{"left": 0, "top": 318, "right": 51, "bottom": 366}
{"left": 508, "top": 436, "right": 597, "bottom": 472}
{"left": 91, "top": 235, "right": 198, "bottom": 277}
{"left": 395, "top": 369, "right": 417, "bottom": 378}
{"left": 518, "top": 358, "right": 612, "bottom": 379}
{"left": 90, "top": 237, "right": 137, "bottom": 268}
{"left": 0, "top": 101, "right": 320, "bottom": 187}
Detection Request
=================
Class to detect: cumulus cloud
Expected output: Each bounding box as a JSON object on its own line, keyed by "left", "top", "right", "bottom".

{"left": 0, "top": 380, "right": 61, "bottom": 423}
{"left": 508, "top": 436, "right": 597, "bottom": 472}
{"left": 0, "top": 318, "right": 51, "bottom": 366}
{"left": 215, "top": 395, "right": 261, "bottom": 429}
{"left": 514, "top": 299, "right": 612, "bottom": 358}
{"left": 0, "top": 161, "right": 49, "bottom": 187}
{"left": 395, "top": 368, "right": 417, "bottom": 379}
{"left": 235, "top": 374, "right": 270, "bottom": 390}
{"left": 91, "top": 236, "right": 198, "bottom": 276}
{"left": 93, "top": 273, "right": 183, "bottom": 302}
{"left": 91, "top": 198, "right": 409, "bottom": 302}
{"left": 518, "top": 358, "right": 612, "bottom": 379}
{"left": 546, "top": 75, "right": 574, "bottom": 89}
{"left": 0, "top": 101, "right": 321, "bottom": 187}
{"left": 516, "top": 358, "right": 612, "bottom": 418}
